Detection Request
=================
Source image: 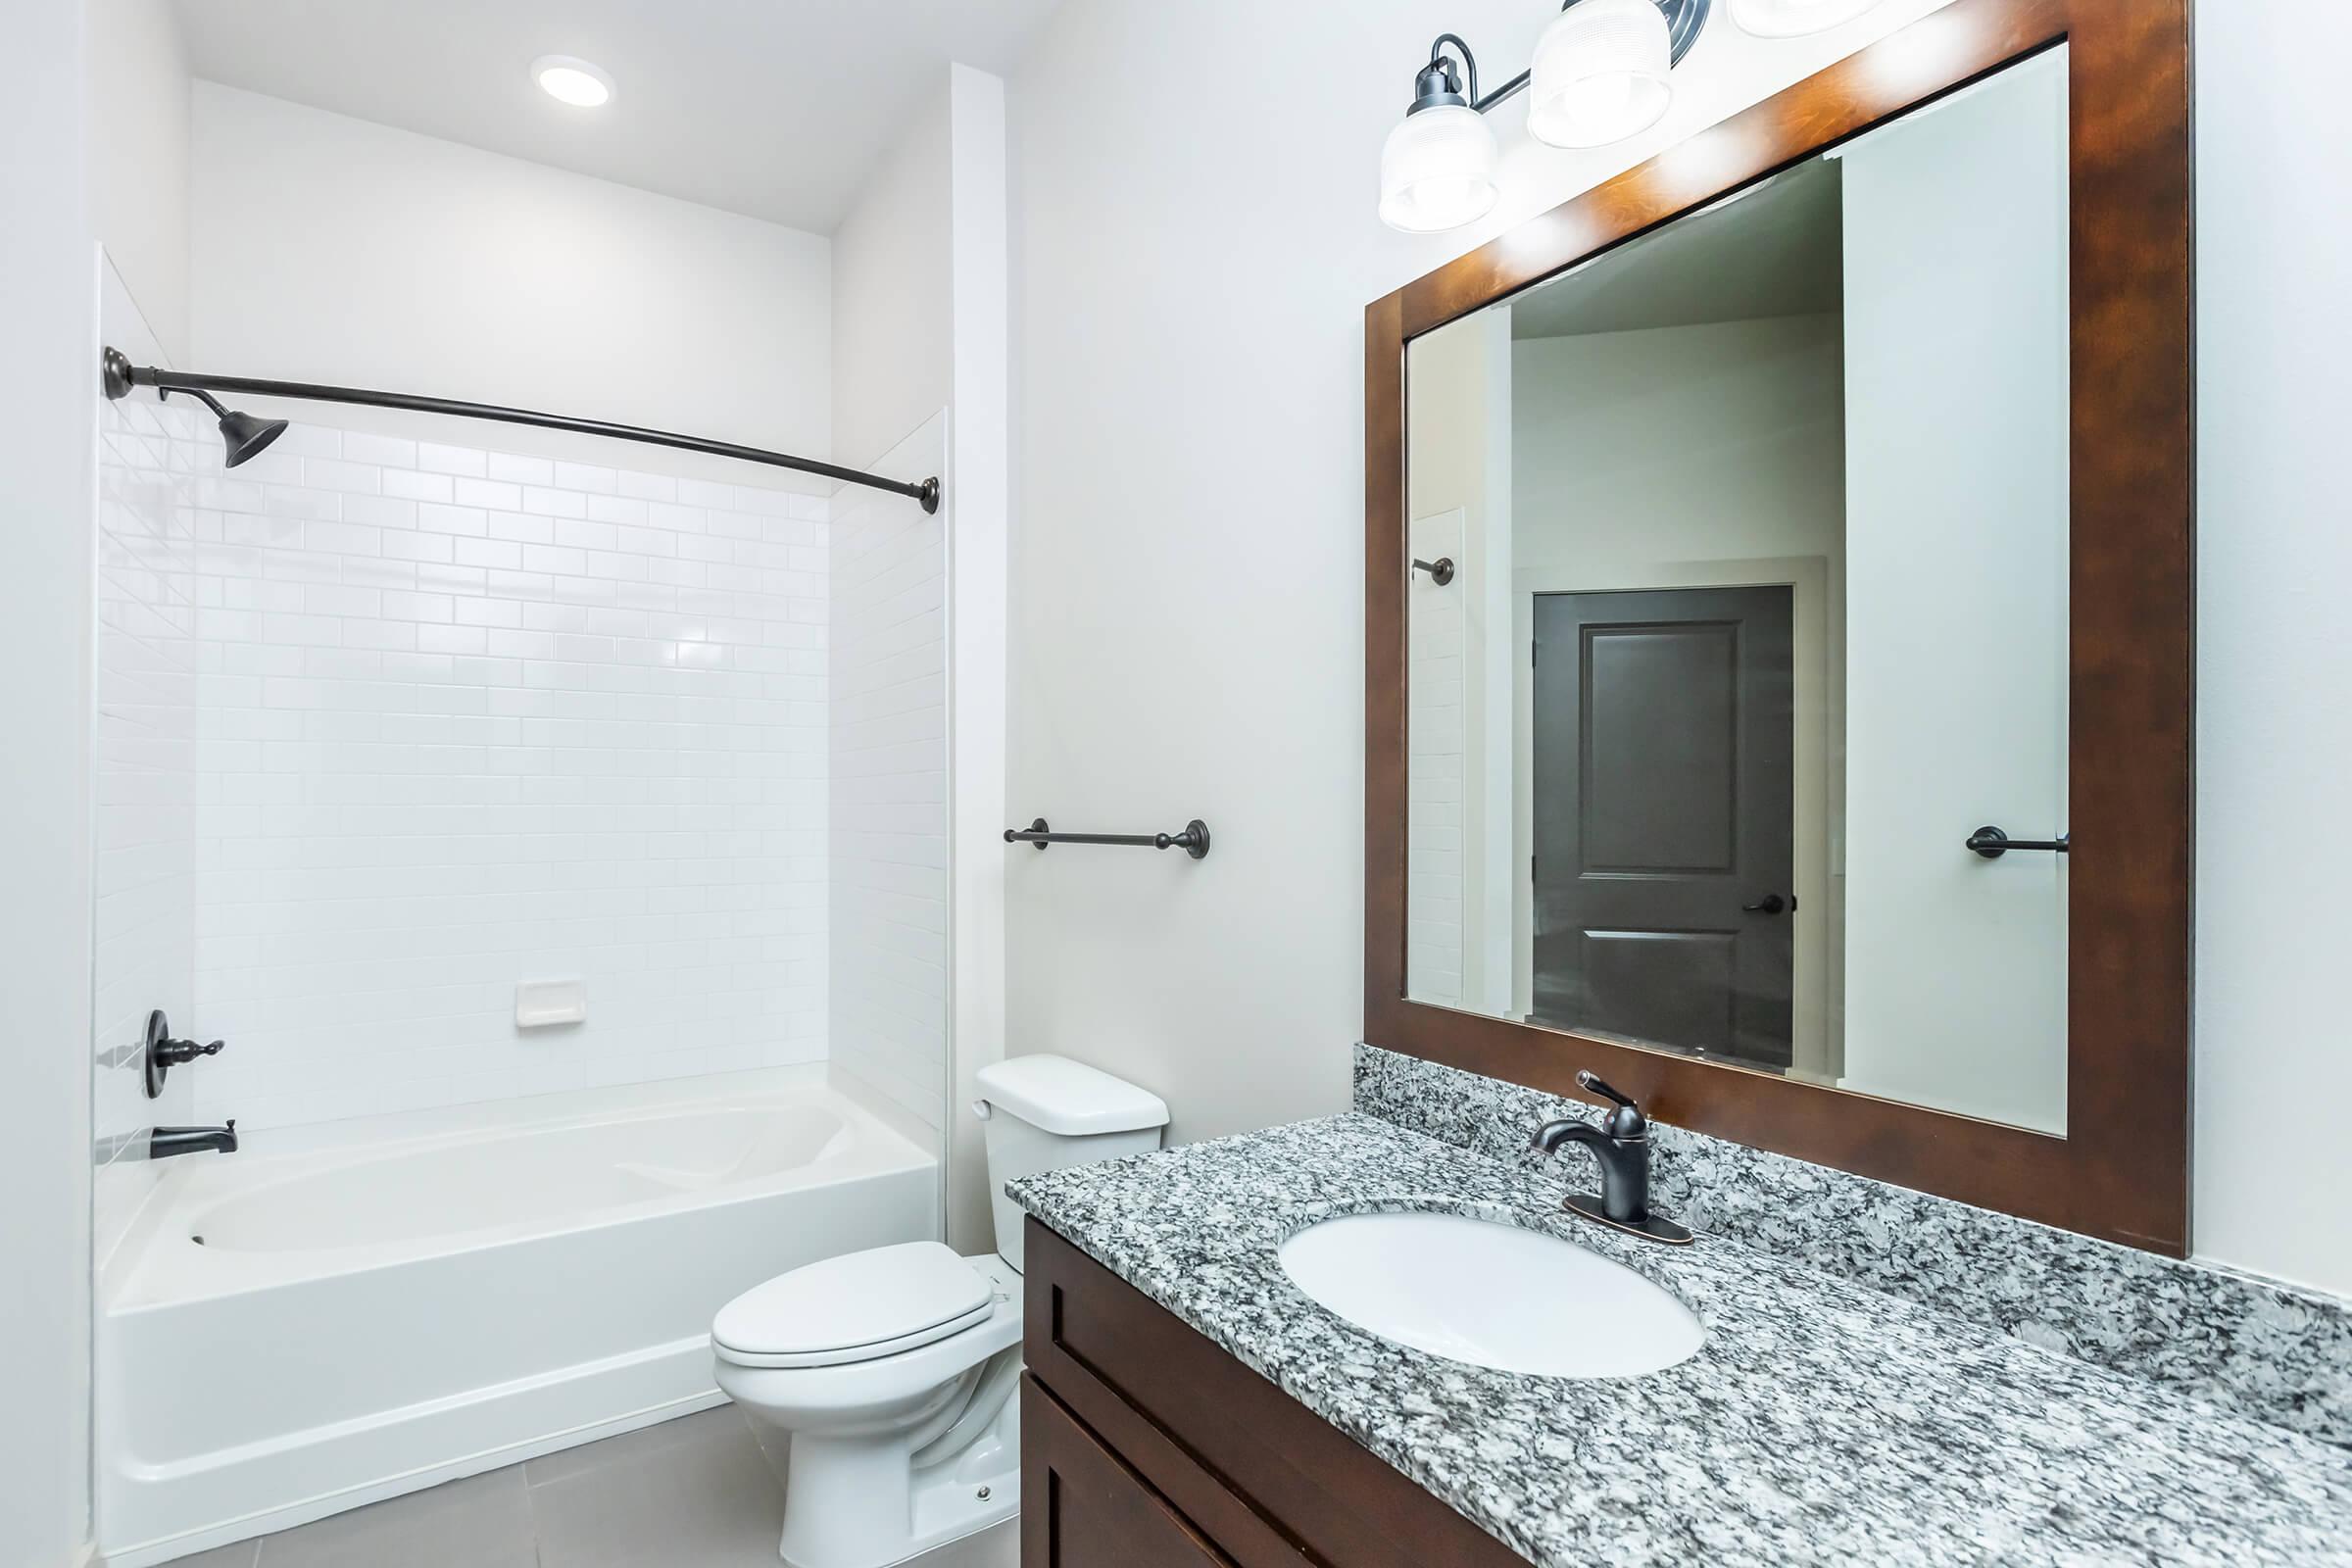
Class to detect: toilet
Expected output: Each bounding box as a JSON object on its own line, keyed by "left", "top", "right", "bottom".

{"left": 712, "top": 1055, "right": 1169, "bottom": 1568}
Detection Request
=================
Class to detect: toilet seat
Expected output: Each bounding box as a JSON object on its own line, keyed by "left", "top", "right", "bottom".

{"left": 712, "top": 1242, "right": 996, "bottom": 1370}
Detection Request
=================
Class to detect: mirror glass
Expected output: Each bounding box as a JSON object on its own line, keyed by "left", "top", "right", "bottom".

{"left": 1401, "top": 49, "right": 2069, "bottom": 1133}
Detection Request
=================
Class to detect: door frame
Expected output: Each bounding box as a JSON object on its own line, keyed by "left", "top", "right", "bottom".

{"left": 1512, "top": 561, "right": 1836, "bottom": 1080}
{"left": 1365, "top": 0, "right": 2193, "bottom": 1254}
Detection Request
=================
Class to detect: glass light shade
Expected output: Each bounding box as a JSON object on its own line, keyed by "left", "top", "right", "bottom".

{"left": 1526, "top": 0, "right": 1674, "bottom": 149}
{"left": 1728, "top": 0, "right": 1886, "bottom": 37}
{"left": 1379, "top": 103, "right": 1500, "bottom": 233}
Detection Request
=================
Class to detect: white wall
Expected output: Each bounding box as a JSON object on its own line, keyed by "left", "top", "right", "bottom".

{"left": 831, "top": 415, "right": 951, "bottom": 1141}
{"left": 943, "top": 67, "right": 1013, "bottom": 1256}
{"left": 833, "top": 83, "right": 954, "bottom": 473}
{"left": 1510, "top": 321, "right": 1845, "bottom": 575}
{"left": 1839, "top": 54, "right": 2068, "bottom": 1134}
{"left": 189, "top": 84, "right": 831, "bottom": 475}
{"left": 2193, "top": 5, "right": 2352, "bottom": 1296}
{"left": 1402, "top": 313, "right": 1514, "bottom": 1016}
{"left": 186, "top": 425, "right": 830, "bottom": 1129}
{"left": 0, "top": 4, "right": 96, "bottom": 1560}
{"left": 1402, "top": 322, "right": 1492, "bottom": 1010}
{"left": 1005, "top": 0, "right": 1957, "bottom": 1152}
{"left": 93, "top": 266, "right": 201, "bottom": 1262}
{"left": 831, "top": 65, "right": 1011, "bottom": 1252}
{"left": 1404, "top": 504, "right": 1468, "bottom": 1007}
{"left": 86, "top": 0, "right": 192, "bottom": 363}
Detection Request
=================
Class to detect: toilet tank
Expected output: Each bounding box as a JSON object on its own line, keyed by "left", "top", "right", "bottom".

{"left": 975, "top": 1054, "right": 1169, "bottom": 1271}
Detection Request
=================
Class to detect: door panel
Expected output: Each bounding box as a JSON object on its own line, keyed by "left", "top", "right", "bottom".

{"left": 1581, "top": 625, "right": 1740, "bottom": 872}
{"left": 1023, "top": 1376, "right": 1235, "bottom": 1568}
{"left": 1579, "top": 929, "right": 1738, "bottom": 1053}
{"left": 1534, "top": 587, "right": 1794, "bottom": 1067}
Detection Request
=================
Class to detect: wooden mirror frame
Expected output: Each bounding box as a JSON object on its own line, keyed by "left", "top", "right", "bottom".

{"left": 1364, "top": 0, "right": 2191, "bottom": 1254}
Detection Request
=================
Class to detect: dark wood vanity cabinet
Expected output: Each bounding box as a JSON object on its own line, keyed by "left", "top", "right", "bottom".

{"left": 1020, "top": 1219, "right": 1524, "bottom": 1568}
{"left": 1022, "top": 1383, "right": 1236, "bottom": 1568}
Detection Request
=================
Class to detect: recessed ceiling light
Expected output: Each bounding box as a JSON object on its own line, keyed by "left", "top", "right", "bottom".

{"left": 532, "top": 55, "right": 614, "bottom": 109}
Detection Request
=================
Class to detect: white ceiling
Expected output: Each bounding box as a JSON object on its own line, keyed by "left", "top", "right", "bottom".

{"left": 1510, "top": 157, "right": 1844, "bottom": 339}
{"left": 171, "top": 0, "right": 1063, "bottom": 233}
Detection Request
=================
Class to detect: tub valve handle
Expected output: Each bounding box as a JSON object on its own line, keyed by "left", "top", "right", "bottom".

{"left": 143, "top": 1009, "right": 226, "bottom": 1100}
{"left": 158, "top": 1037, "right": 225, "bottom": 1067}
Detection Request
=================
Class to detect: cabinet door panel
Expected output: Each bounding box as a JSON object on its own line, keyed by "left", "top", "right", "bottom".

{"left": 1023, "top": 1376, "right": 1235, "bottom": 1568}
{"left": 1024, "top": 1219, "right": 1522, "bottom": 1568}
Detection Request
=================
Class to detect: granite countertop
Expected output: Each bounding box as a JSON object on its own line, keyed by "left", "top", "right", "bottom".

{"left": 1007, "top": 1112, "right": 2352, "bottom": 1568}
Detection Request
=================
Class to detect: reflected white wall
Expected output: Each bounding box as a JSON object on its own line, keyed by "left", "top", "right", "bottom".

{"left": 1838, "top": 51, "right": 2068, "bottom": 1134}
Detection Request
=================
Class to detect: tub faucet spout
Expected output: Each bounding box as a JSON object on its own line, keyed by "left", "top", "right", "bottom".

{"left": 151, "top": 1121, "right": 237, "bottom": 1158}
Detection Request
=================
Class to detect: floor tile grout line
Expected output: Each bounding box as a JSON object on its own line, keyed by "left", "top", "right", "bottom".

{"left": 523, "top": 1465, "right": 547, "bottom": 1566}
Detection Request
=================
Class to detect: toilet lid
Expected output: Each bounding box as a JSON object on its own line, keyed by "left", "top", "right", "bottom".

{"left": 713, "top": 1242, "right": 995, "bottom": 1365}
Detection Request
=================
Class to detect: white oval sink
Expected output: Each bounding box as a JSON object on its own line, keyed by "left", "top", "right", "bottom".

{"left": 1278, "top": 1210, "right": 1704, "bottom": 1379}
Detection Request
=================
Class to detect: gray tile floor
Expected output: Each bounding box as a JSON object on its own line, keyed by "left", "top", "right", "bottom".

{"left": 165, "top": 1404, "right": 1018, "bottom": 1568}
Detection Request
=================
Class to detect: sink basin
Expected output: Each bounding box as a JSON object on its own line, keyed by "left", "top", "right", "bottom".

{"left": 1278, "top": 1210, "right": 1704, "bottom": 1379}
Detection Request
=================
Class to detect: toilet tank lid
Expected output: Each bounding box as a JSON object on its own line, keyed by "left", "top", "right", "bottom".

{"left": 976, "top": 1054, "right": 1170, "bottom": 1136}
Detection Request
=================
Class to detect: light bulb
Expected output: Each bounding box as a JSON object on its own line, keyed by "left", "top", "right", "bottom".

{"left": 1526, "top": 0, "right": 1674, "bottom": 150}
{"left": 1379, "top": 103, "right": 1500, "bottom": 233}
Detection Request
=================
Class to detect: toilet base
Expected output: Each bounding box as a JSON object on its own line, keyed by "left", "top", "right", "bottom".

{"left": 779, "top": 1474, "right": 1016, "bottom": 1568}
{"left": 771, "top": 1369, "right": 1019, "bottom": 1568}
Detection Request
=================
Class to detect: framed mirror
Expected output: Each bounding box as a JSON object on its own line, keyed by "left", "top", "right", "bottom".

{"left": 1365, "top": 0, "right": 2191, "bottom": 1252}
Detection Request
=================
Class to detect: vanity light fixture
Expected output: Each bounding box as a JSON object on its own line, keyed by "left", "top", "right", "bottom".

{"left": 532, "top": 54, "right": 614, "bottom": 109}
{"left": 1380, "top": 0, "right": 1887, "bottom": 232}
{"left": 1378, "top": 46, "right": 1502, "bottom": 233}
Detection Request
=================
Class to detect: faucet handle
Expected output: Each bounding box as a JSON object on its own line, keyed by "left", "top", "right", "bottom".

{"left": 1575, "top": 1070, "right": 1648, "bottom": 1139}
{"left": 153, "top": 1027, "right": 225, "bottom": 1068}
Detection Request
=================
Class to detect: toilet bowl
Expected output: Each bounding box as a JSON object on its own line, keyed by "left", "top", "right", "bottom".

{"left": 713, "top": 1055, "right": 1168, "bottom": 1568}
{"left": 714, "top": 1244, "right": 1024, "bottom": 1568}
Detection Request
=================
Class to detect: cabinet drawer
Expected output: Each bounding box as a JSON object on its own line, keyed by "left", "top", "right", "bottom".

{"left": 1023, "top": 1375, "right": 1235, "bottom": 1568}
{"left": 1022, "top": 1218, "right": 1523, "bottom": 1568}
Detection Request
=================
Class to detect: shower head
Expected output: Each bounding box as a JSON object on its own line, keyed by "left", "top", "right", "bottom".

{"left": 214, "top": 406, "right": 291, "bottom": 468}
{"left": 169, "top": 387, "right": 289, "bottom": 469}
{"left": 100, "top": 346, "right": 291, "bottom": 469}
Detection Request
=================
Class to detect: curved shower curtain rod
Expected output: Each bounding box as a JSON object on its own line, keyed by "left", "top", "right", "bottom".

{"left": 100, "top": 347, "right": 941, "bottom": 514}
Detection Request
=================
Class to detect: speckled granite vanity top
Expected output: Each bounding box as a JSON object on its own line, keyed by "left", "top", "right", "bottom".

{"left": 1006, "top": 1062, "right": 2352, "bottom": 1567}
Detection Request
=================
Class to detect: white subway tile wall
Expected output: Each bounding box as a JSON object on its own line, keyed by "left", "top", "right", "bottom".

{"left": 829, "top": 416, "right": 951, "bottom": 1130}
{"left": 93, "top": 393, "right": 202, "bottom": 1217}
{"left": 186, "top": 424, "right": 833, "bottom": 1127}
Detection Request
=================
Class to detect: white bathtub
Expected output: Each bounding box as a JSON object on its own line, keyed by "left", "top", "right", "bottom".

{"left": 97, "top": 1069, "right": 938, "bottom": 1566}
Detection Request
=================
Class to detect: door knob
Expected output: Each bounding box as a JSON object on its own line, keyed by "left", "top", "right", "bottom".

{"left": 1741, "top": 894, "right": 1791, "bottom": 915}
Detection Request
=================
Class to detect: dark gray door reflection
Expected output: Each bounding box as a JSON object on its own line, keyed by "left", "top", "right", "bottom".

{"left": 1533, "top": 586, "right": 1794, "bottom": 1068}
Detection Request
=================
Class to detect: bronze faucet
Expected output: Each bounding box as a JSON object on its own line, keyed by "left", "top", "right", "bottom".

{"left": 1530, "top": 1072, "right": 1691, "bottom": 1245}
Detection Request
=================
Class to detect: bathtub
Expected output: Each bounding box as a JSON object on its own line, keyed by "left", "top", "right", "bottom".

{"left": 97, "top": 1069, "right": 938, "bottom": 1566}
